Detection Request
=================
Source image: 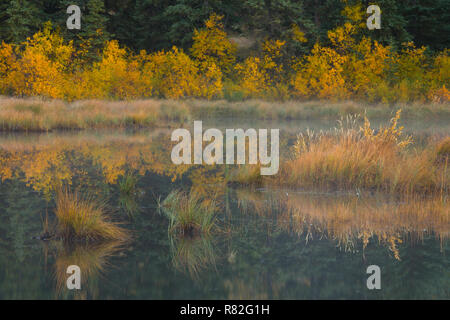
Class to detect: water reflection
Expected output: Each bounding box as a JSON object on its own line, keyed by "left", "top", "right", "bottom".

{"left": 170, "top": 235, "right": 218, "bottom": 281}
{"left": 235, "top": 189, "right": 449, "bottom": 260}
{"left": 54, "top": 240, "right": 127, "bottom": 299}
{"left": 0, "top": 130, "right": 448, "bottom": 299}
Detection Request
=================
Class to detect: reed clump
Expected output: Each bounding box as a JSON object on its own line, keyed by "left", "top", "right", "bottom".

{"left": 55, "top": 189, "right": 129, "bottom": 241}
{"left": 160, "top": 190, "right": 217, "bottom": 236}
{"left": 283, "top": 110, "right": 449, "bottom": 195}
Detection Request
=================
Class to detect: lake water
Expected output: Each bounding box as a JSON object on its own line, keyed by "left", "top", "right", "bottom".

{"left": 0, "top": 118, "right": 448, "bottom": 299}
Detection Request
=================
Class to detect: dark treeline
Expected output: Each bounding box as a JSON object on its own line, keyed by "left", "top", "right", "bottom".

{"left": 0, "top": 0, "right": 449, "bottom": 55}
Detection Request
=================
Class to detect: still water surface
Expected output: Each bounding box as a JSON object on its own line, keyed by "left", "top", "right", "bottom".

{"left": 0, "top": 119, "right": 448, "bottom": 299}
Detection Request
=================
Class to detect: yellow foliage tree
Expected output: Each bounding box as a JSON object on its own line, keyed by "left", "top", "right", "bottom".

{"left": 235, "top": 39, "right": 287, "bottom": 99}
{"left": 392, "top": 42, "right": 429, "bottom": 102}
{"left": 196, "top": 61, "right": 223, "bottom": 99}
{"left": 345, "top": 37, "right": 391, "bottom": 101}
{"left": 427, "top": 50, "right": 450, "bottom": 102}
{"left": 144, "top": 47, "right": 200, "bottom": 99}
{"left": 235, "top": 57, "right": 268, "bottom": 98}
{"left": 292, "top": 44, "right": 348, "bottom": 100}
{"left": 190, "top": 13, "right": 236, "bottom": 76}
{"left": 291, "top": 24, "right": 307, "bottom": 43}
{"left": 0, "top": 11, "right": 447, "bottom": 103}
{"left": 5, "top": 23, "right": 73, "bottom": 98}
{"left": 0, "top": 42, "right": 16, "bottom": 94}
{"left": 85, "top": 40, "right": 146, "bottom": 99}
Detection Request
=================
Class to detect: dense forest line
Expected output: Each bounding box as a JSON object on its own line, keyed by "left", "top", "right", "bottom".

{"left": 0, "top": 0, "right": 448, "bottom": 102}
{"left": 1, "top": 0, "right": 449, "bottom": 52}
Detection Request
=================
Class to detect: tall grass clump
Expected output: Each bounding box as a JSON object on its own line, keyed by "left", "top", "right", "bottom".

{"left": 118, "top": 173, "right": 138, "bottom": 196}
{"left": 55, "top": 189, "right": 129, "bottom": 241}
{"left": 160, "top": 190, "right": 217, "bottom": 236}
{"left": 436, "top": 137, "right": 450, "bottom": 163}
{"left": 284, "top": 110, "right": 449, "bottom": 195}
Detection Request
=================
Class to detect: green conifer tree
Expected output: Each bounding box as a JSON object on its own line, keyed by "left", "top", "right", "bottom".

{"left": 4, "top": 0, "right": 40, "bottom": 43}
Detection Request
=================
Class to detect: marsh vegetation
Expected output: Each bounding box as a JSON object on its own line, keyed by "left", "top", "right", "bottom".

{"left": 0, "top": 97, "right": 449, "bottom": 132}
{"left": 0, "top": 117, "right": 448, "bottom": 299}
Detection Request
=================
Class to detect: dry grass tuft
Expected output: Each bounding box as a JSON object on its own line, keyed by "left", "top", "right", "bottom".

{"left": 283, "top": 111, "right": 449, "bottom": 195}
{"left": 55, "top": 189, "right": 129, "bottom": 241}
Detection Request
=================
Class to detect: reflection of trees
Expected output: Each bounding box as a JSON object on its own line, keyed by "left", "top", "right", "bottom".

{"left": 0, "top": 132, "right": 192, "bottom": 198}
{"left": 0, "top": 180, "right": 53, "bottom": 299}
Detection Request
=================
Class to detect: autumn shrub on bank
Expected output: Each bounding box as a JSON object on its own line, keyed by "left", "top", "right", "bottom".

{"left": 0, "top": 10, "right": 448, "bottom": 103}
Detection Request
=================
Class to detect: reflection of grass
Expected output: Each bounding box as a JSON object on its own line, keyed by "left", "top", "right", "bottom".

{"left": 237, "top": 190, "right": 449, "bottom": 260}
{"left": 55, "top": 240, "right": 125, "bottom": 299}
{"left": 170, "top": 235, "right": 217, "bottom": 280}
{"left": 160, "top": 190, "right": 217, "bottom": 236}
{"left": 284, "top": 195, "right": 449, "bottom": 260}
{"left": 55, "top": 189, "right": 129, "bottom": 241}
{"left": 119, "top": 194, "right": 140, "bottom": 218}
{"left": 118, "top": 173, "right": 140, "bottom": 218}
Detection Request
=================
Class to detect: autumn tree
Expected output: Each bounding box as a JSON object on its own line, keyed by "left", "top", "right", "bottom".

{"left": 190, "top": 13, "right": 236, "bottom": 76}
{"left": 6, "top": 23, "right": 74, "bottom": 98}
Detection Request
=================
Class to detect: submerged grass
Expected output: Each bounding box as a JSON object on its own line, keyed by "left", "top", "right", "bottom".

{"left": 160, "top": 190, "right": 217, "bottom": 236}
{"left": 55, "top": 189, "right": 129, "bottom": 241}
{"left": 0, "top": 96, "right": 448, "bottom": 131}
{"left": 118, "top": 173, "right": 139, "bottom": 196}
